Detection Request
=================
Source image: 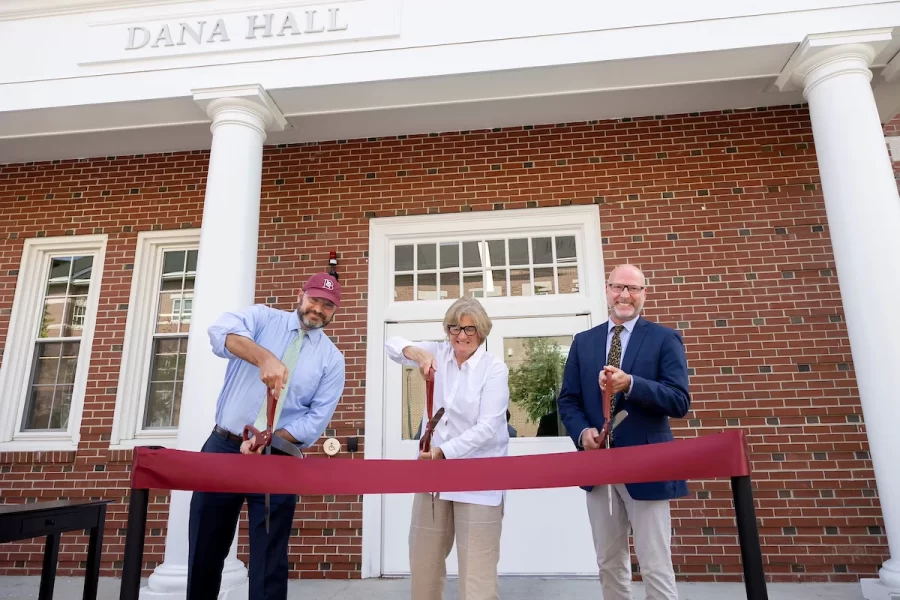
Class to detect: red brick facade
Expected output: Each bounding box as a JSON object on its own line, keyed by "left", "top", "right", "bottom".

{"left": 0, "top": 105, "right": 893, "bottom": 582}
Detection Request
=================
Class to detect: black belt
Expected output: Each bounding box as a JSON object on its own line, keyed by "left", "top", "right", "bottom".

{"left": 213, "top": 425, "right": 243, "bottom": 444}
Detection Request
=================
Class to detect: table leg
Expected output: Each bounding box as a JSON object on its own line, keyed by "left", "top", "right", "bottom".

{"left": 39, "top": 532, "right": 60, "bottom": 600}
{"left": 83, "top": 504, "right": 107, "bottom": 600}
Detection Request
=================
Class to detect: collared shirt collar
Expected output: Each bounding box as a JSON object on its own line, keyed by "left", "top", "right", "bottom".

{"left": 608, "top": 315, "right": 640, "bottom": 335}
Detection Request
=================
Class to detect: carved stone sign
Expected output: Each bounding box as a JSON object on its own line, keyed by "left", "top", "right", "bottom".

{"left": 79, "top": 1, "right": 400, "bottom": 65}
{"left": 126, "top": 7, "right": 350, "bottom": 51}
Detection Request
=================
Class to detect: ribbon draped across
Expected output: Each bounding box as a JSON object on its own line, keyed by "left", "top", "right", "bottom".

{"left": 130, "top": 430, "right": 750, "bottom": 495}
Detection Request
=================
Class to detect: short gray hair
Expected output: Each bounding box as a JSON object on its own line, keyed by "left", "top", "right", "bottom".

{"left": 443, "top": 297, "right": 492, "bottom": 341}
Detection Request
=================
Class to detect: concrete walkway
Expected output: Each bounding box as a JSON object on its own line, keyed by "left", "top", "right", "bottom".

{"left": 0, "top": 576, "right": 865, "bottom": 599}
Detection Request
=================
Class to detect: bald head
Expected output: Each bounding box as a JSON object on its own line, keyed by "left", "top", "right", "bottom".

{"left": 606, "top": 264, "right": 647, "bottom": 324}
{"left": 608, "top": 264, "right": 645, "bottom": 287}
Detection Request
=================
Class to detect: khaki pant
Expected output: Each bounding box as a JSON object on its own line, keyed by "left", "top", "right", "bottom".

{"left": 408, "top": 493, "right": 503, "bottom": 600}
{"left": 586, "top": 484, "right": 678, "bottom": 600}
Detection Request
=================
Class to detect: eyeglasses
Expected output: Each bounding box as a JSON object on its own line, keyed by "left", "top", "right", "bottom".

{"left": 447, "top": 325, "right": 478, "bottom": 336}
{"left": 608, "top": 283, "right": 645, "bottom": 294}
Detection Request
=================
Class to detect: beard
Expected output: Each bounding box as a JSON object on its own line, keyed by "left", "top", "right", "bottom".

{"left": 299, "top": 307, "right": 330, "bottom": 330}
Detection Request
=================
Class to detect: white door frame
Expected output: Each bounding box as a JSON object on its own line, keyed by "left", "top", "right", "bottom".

{"left": 362, "top": 205, "right": 605, "bottom": 578}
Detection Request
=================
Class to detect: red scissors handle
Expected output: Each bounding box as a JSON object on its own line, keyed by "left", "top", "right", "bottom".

{"left": 242, "top": 388, "right": 278, "bottom": 452}
{"left": 595, "top": 370, "right": 612, "bottom": 446}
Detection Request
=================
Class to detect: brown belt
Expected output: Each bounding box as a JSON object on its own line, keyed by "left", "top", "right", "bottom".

{"left": 213, "top": 425, "right": 243, "bottom": 444}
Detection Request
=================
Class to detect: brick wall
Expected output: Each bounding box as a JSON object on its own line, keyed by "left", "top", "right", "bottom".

{"left": 0, "top": 105, "right": 891, "bottom": 583}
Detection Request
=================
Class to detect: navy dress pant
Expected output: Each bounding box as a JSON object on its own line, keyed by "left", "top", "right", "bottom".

{"left": 187, "top": 429, "right": 297, "bottom": 600}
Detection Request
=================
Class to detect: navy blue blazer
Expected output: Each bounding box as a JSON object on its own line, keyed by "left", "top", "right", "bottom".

{"left": 557, "top": 316, "right": 691, "bottom": 501}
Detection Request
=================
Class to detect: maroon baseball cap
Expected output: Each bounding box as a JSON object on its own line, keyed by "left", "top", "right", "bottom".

{"left": 303, "top": 273, "right": 341, "bottom": 307}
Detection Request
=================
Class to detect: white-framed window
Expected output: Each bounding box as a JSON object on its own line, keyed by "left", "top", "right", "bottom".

{"left": 0, "top": 235, "right": 107, "bottom": 451}
{"left": 110, "top": 230, "right": 200, "bottom": 448}
{"left": 392, "top": 235, "right": 580, "bottom": 302}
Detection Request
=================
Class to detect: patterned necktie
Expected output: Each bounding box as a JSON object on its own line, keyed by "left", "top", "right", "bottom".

{"left": 254, "top": 330, "right": 305, "bottom": 431}
{"left": 606, "top": 325, "right": 625, "bottom": 442}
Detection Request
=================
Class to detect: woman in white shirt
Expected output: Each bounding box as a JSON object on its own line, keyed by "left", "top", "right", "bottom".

{"left": 385, "top": 296, "right": 510, "bottom": 600}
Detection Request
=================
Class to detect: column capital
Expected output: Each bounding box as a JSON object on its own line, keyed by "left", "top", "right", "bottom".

{"left": 192, "top": 84, "right": 289, "bottom": 135}
{"left": 773, "top": 29, "right": 894, "bottom": 96}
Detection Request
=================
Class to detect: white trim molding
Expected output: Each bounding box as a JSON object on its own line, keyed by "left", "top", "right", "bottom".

{"left": 0, "top": 0, "right": 205, "bottom": 21}
{"left": 361, "top": 204, "right": 604, "bottom": 577}
{"left": 0, "top": 234, "right": 108, "bottom": 452}
{"left": 109, "top": 228, "right": 200, "bottom": 449}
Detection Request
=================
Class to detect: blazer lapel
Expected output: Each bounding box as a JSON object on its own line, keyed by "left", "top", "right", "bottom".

{"left": 595, "top": 320, "right": 609, "bottom": 383}
{"left": 620, "top": 317, "right": 648, "bottom": 374}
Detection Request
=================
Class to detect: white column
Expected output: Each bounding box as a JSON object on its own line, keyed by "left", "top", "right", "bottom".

{"left": 790, "top": 38, "right": 900, "bottom": 600}
{"left": 142, "top": 85, "right": 287, "bottom": 600}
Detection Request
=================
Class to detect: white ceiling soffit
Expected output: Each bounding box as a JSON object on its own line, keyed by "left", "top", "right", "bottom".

{"left": 0, "top": 77, "right": 807, "bottom": 165}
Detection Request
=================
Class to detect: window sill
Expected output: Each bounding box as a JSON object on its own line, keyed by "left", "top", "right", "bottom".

{"left": 0, "top": 438, "right": 79, "bottom": 452}
{"left": 109, "top": 431, "right": 178, "bottom": 450}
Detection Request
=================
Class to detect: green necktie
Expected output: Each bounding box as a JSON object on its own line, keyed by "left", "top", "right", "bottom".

{"left": 255, "top": 330, "right": 305, "bottom": 431}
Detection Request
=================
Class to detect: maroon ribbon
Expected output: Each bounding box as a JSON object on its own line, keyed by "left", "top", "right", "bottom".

{"left": 130, "top": 430, "right": 751, "bottom": 495}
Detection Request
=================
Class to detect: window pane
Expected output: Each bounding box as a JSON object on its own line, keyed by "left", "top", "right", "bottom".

{"left": 49, "top": 387, "right": 72, "bottom": 429}
{"left": 186, "top": 249, "right": 198, "bottom": 273}
{"left": 510, "top": 268, "right": 530, "bottom": 296}
{"left": 156, "top": 292, "right": 184, "bottom": 334}
{"left": 143, "top": 337, "right": 187, "bottom": 429}
{"left": 46, "top": 257, "right": 72, "bottom": 296}
{"left": 558, "top": 266, "right": 579, "bottom": 294}
{"left": 69, "top": 256, "right": 93, "bottom": 296}
{"left": 23, "top": 387, "right": 56, "bottom": 430}
{"left": 162, "top": 250, "right": 186, "bottom": 278}
{"left": 439, "top": 242, "right": 459, "bottom": 269}
{"left": 23, "top": 341, "right": 79, "bottom": 431}
{"left": 463, "top": 271, "right": 483, "bottom": 298}
{"left": 556, "top": 235, "right": 577, "bottom": 263}
{"left": 61, "top": 296, "right": 87, "bottom": 338}
{"left": 416, "top": 273, "right": 437, "bottom": 301}
{"left": 462, "top": 241, "right": 482, "bottom": 269}
{"left": 395, "top": 245, "right": 414, "bottom": 272}
{"left": 161, "top": 278, "right": 184, "bottom": 292}
{"left": 39, "top": 297, "right": 66, "bottom": 338}
{"left": 504, "top": 336, "right": 572, "bottom": 437}
{"left": 394, "top": 274, "right": 414, "bottom": 301}
{"left": 178, "top": 297, "right": 193, "bottom": 333}
{"left": 486, "top": 270, "right": 507, "bottom": 297}
{"left": 417, "top": 244, "right": 436, "bottom": 270}
{"left": 145, "top": 382, "right": 175, "bottom": 429}
{"left": 532, "top": 237, "right": 553, "bottom": 265}
{"left": 533, "top": 268, "right": 555, "bottom": 295}
{"left": 441, "top": 272, "right": 460, "bottom": 300}
{"left": 32, "top": 342, "right": 62, "bottom": 385}
{"left": 400, "top": 365, "right": 427, "bottom": 440}
{"left": 509, "top": 238, "right": 529, "bottom": 266}
{"left": 60, "top": 342, "right": 79, "bottom": 381}
{"left": 486, "top": 240, "right": 506, "bottom": 267}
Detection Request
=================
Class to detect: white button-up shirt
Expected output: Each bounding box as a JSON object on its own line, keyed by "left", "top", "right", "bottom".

{"left": 385, "top": 336, "right": 510, "bottom": 507}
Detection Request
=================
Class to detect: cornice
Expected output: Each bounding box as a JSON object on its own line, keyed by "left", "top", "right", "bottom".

{"left": 0, "top": 0, "right": 207, "bottom": 21}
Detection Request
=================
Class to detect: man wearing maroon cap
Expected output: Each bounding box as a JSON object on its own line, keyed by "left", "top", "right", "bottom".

{"left": 187, "top": 273, "right": 345, "bottom": 600}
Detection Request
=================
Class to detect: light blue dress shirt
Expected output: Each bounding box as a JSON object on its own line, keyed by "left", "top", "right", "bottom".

{"left": 606, "top": 316, "right": 639, "bottom": 366}
{"left": 207, "top": 304, "right": 345, "bottom": 449}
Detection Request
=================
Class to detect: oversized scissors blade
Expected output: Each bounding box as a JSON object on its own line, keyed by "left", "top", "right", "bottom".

{"left": 264, "top": 445, "right": 271, "bottom": 533}
{"left": 270, "top": 434, "right": 305, "bottom": 459}
{"left": 610, "top": 410, "right": 628, "bottom": 433}
{"left": 426, "top": 407, "right": 445, "bottom": 430}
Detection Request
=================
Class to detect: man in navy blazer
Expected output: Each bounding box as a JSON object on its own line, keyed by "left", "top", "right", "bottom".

{"left": 558, "top": 264, "right": 690, "bottom": 600}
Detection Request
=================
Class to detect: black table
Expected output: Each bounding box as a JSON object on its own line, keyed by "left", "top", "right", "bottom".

{"left": 0, "top": 499, "right": 113, "bottom": 600}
